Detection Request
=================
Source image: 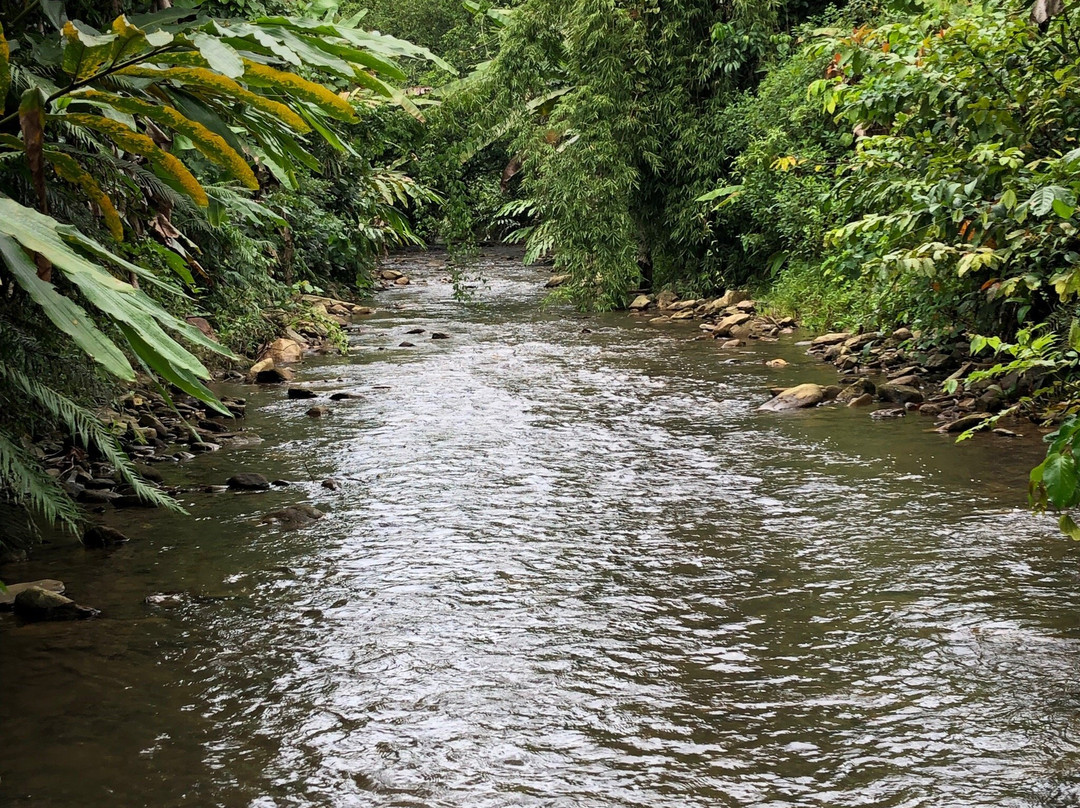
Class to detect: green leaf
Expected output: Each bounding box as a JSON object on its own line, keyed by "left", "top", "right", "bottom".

{"left": 190, "top": 32, "right": 244, "bottom": 78}
{"left": 0, "top": 232, "right": 134, "bottom": 379}
{"left": 1053, "top": 198, "right": 1075, "bottom": 219}
{"left": 1060, "top": 513, "right": 1080, "bottom": 540}
{"left": 1041, "top": 451, "right": 1079, "bottom": 507}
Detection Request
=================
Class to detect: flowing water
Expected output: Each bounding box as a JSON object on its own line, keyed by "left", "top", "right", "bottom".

{"left": 4, "top": 249, "right": 1080, "bottom": 808}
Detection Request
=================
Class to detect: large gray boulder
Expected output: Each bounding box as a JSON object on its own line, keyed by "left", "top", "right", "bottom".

{"left": 759, "top": 383, "right": 841, "bottom": 411}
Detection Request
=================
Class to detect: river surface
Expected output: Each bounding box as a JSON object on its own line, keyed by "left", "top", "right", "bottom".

{"left": 3, "top": 250, "right": 1080, "bottom": 808}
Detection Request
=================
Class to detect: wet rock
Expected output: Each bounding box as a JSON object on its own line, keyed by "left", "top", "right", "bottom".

{"left": 887, "top": 374, "right": 921, "bottom": 389}
{"left": 77, "top": 489, "right": 119, "bottom": 504}
{"left": 0, "top": 580, "right": 64, "bottom": 611}
{"left": 628, "top": 294, "right": 652, "bottom": 311}
{"left": 837, "top": 378, "right": 876, "bottom": 403}
{"left": 398, "top": 341, "right": 416, "bottom": 348}
{"left": 939, "top": 413, "right": 991, "bottom": 433}
{"left": 329, "top": 392, "right": 361, "bottom": 401}
{"left": 135, "top": 464, "right": 164, "bottom": 483}
{"left": 545, "top": 274, "right": 571, "bottom": 288}
{"left": 759, "top": 383, "right": 841, "bottom": 411}
{"left": 306, "top": 405, "right": 330, "bottom": 418}
{"left": 321, "top": 478, "right": 341, "bottom": 490}
{"left": 271, "top": 480, "right": 291, "bottom": 487}
{"left": 189, "top": 443, "right": 221, "bottom": 455}
{"left": 380, "top": 269, "right": 404, "bottom": 281}
{"left": 870, "top": 407, "right": 906, "bottom": 419}
{"left": 227, "top": 473, "right": 270, "bottom": 491}
{"left": 431, "top": 332, "right": 450, "bottom": 340}
{"left": 287, "top": 387, "right": 318, "bottom": 400}
{"left": 765, "top": 358, "right": 789, "bottom": 368}
{"left": 919, "top": 403, "right": 943, "bottom": 417}
{"left": 848, "top": 393, "right": 875, "bottom": 407}
{"left": 714, "top": 312, "right": 753, "bottom": 337}
{"left": 138, "top": 412, "right": 169, "bottom": 438}
{"left": 203, "top": 485, "right": 229, "bottom": 494}
{"left": 394, "top": 276, "right": 411, "bottom": 286}
{"left": 262, "top": 503, "right": 325, "bottom": 529}
{"left": 811, "top": 332, "right": 852, "bottom": 347}
{"left": 406, "top": 327, "right": 426, "bottom": 334}
{"left": 719, "top": 338, "right": 745, "bottom": 348}
{"left": 656, "top": 290, "right": 678, "bottom": 309}
{"left": 993, "top": 428, "right": 1023, "bottom": 438}
{"left": 82, "top": 525, "right": 130, "bottom": 548}
{"left": 14, "top": 587, "right": 98, "bottom": 621}
{"left": 670, "top": 310, "right": 695, "bottom": 320}
{"left": 255, "top": 366, "right": 294, "bottom": 384}
{"left": 877, "top": 383, "right": 924, "bottom": 405}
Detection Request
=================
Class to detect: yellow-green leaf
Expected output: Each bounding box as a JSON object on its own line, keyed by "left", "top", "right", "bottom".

{"left": 45, "top": 150, "right": 124, "bottom": 240}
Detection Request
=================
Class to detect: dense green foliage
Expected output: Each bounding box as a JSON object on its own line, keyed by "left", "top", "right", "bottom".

{"left": 0, "top": 0, "right": 442, "bottom": 543}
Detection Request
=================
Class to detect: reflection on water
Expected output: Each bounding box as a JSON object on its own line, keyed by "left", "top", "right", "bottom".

{"left": 3, "top": 250, "right": 1080, "bottom": 808}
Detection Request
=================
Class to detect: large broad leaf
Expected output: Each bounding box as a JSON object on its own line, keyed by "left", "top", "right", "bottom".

{"left": 1042, "top": 451, "right": 1079, "bottom": 508}
{"left": 0, "top": 198, "right": 233, "bottom": 413}
{"left": 0, "top": 232, "right": 134, "bottom": 379}
{"left": 61, "top": 21, "right": 118, "bottom": 79}
{"left": 190, "top": 32, "right": 244, "bottom": 78}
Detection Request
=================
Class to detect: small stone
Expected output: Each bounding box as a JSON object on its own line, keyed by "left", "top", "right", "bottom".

{"left": 992, "top": 428, "right": 1022, "bottom": 438}
{"left": 394, "top": 276, "right": 410, "bottom": 286}
{"left": 82, "top": 526, "right": 130, "bottom": 548}
{"left": 321, "top": 478, "right": 341, "bottom": 490}
{"left": 306, "top": 406, "right": 330, "bottom": 418}
{"left": 203, "top": 485, "right": 229, "bottom": 494}
{"left": 406, "top": 328, "right": 426, "bottom": 334}
{"left": 262, "top": 504, "right": 325, "bottom": 529}
{"left": 329, "top": 392, "right": 360, "bottom": 401}
{"left": 765, "top": 358, "right": 789, "bottom": 368}
{"left": 398, "top": 341, "right": 416, "bottom": 348}
{"left": 431, "top": 332, "right": 450, "bottom": 340}
{"left": 870, "top": 407, "right": 906, "bottom": 419}
{"left": 227, "top": 473, "right": 270, "bottom": 491}
{"left": 288, "top": 387, "right": 318, "bottom": 400}
{"left": 380, "top": 269, "right": 403, "bottom": 281}
{"left": 719, "top": 338, "right": 744, "bottom": 348}
{"left": 877, "top": 383, "right": 924, "bottom": 405}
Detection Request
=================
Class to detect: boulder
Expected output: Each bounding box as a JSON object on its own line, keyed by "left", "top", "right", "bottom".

{"left": 656, "top": 290, "right": 678, "bottom": 309}
{"left": 227, "top": 472, "right": 270, "bottom": 491}
{"left": 877, "top": 383, "right": 924, "bottom": 405}
{"left": 255, "top": 366, "right": 293, "bottom": 384}
{"left": 380, "top": 269, "right": 404, "bottom": 281}
{"left": 836, "top": 378, "right": 876, "bottom": 403}
{"left": 263, "top": 338, "right": 304, "bottom": 365}
{"left": 716, "top": 289, "right": 748, "bottom": 307}
{"left": 714, "top": 312, "right": 753, "bottom": 337}
{"left": 82, "top": 525, "right": 130, "bottom": 548}
{"left": 628, "top": 294, "right": 652, "bottom": 311}
{"left": 758, "top": 383, "right": 840, "bottom": 411}
{"left": 14, "top": 587, "right": 97, "bottom": 621}
{"left": 811, "top": 332, "right": 852, "bottom": 347}
{"left": 0, "top": 579, "right": 65, "bottom": 610}
{"left": 545, "top": 274, "right": 571, "bottom": 288}
{"left": 287, "top": 387, "right": 318, "bottom": 400}
{"left": 848, "top": 393, "right": 875, "bottom": 407}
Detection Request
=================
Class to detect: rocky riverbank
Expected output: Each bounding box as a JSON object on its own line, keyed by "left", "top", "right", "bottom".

{"left": 621, "top": 288, "right": 1029, "bottom": 437}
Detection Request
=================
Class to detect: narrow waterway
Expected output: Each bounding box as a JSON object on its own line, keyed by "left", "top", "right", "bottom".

{"left": 3, "top": 249, "right": 1080, "bottom": 808}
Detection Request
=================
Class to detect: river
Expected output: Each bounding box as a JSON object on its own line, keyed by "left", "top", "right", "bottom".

{"left": 2, "top": 249, "right": 1079, "bottom": 808}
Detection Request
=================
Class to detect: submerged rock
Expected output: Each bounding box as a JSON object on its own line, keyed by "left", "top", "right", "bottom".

{"left": 759, "top": 383, "right": 840, "bottom": 411}
{"left": 287, "top": 387, "right": 318, "bottom": 400}
{"left": 306, "top": 406, "right": 330, "bottom": 418}
{"left": 14, "top": 586, "right": 98, "bottom": 621}
{"left": 82, "top": 525, "right": 130, "bottom": 548}
{"left": 0, "top": 579, "right": 65, "bottom": 611}
{"left": 262, "top": 504, "right": 325, "bottom": 529}
{"left": 765, "top": 358, "right": 789, "bottom": 369}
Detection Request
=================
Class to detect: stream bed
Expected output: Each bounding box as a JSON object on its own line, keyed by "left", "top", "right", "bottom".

{"left": 3, "top": 249, "right": 1080, "bottom": 808}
